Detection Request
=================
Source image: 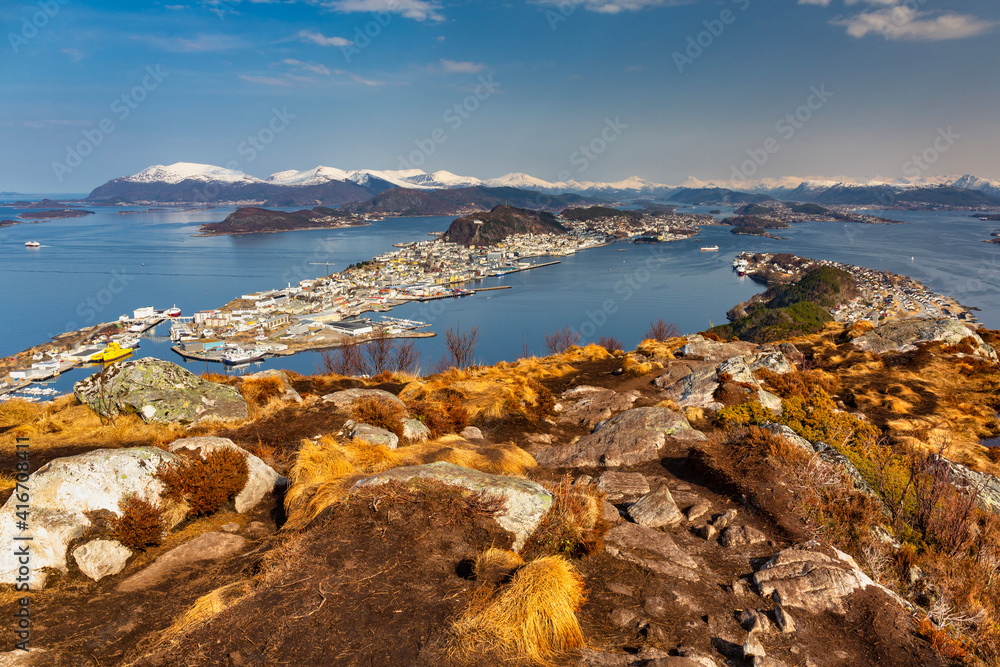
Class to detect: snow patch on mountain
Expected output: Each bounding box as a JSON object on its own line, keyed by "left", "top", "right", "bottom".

{"left": 126, "top": 162, "right": 261, "bottom": 185}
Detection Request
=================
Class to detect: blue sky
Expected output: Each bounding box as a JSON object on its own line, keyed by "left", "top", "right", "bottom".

{"left": 1, "top": 0, "right": 997, "bottom": 193}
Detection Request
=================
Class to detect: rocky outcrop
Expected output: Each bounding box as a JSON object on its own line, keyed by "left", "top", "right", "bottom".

{"left": 752, "top": 541, "right": 874, "bottom": 614}
{"left": 761, "top": 423, "right": 814, "bottom": 456}
{"left": 656, "top": 351, "right": 792, "bottom": 413}
{"left": 853, "top": 318, "right": 997, "bottom": 361}
{"left": 535, "top": 407, "right": 705, "bottom": 469}
{"left": 556, "top": 385, "right": 642, "bottom": 429}
{"left": 74, "top": 358, "right": 248, "bottom": 425}
{"left": 404, "top": 418, "right": 431, "bottom": 442}
{"left": 927, "top": 454, "right": 1000, "bottom": 514}
{"left": 352, "top": 462, "right": 553, "bottom": 551}
{"left": 0, "top": 447, "right": 183, "bottom": 587}
{"left": 167, "top": 436, "right": 286, "bottom": 513}
{"left": 322, "top": 387, "right": 406, "bottom": 410}
{"left": 675, "top": 336, "right": 759, "bottom": 361}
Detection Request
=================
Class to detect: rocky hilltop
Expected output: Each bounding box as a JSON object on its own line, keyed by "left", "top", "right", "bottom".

{"left": 1, "top": 315, "right": 999, "bottom": 666}
{"left": 443, "top": 204, "right": 569, "bottom": 246}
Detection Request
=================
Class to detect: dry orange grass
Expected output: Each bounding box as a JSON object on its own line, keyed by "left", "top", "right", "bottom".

{"left": 450, "top": 555, "right": 586, "bottom": 665}
{"left": 284, "top": 434, "right": 537, "bottom": 529}
{"left": 634, "top": 336, "right": 685, "bottom": 361}
{"left": 0, "top": 396, "right": 198, "bottom": 460}
{"left": 474, "top": 548, "right": 525, "bottom": 584}
{"left": 621, "top": 353, "right": 663, "bottom": 378}
{"left": 156, "top": 581, "right": 251, "bottom": 646}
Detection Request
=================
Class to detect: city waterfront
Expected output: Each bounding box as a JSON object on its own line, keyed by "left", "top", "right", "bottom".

{"left": 2, "top": 202, "right": 999, "bottom": 396}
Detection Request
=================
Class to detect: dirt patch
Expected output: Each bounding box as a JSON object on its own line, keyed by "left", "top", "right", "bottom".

{"left": 131, "top": 482, "right": 514, "bottom": 667}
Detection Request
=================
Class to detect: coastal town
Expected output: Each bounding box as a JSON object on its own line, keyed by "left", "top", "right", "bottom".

{"left": 732, "top": 251, "right": 975, "bottom": 325}
{"left": 0, "top": 207, "right": 975, "bottom": 400}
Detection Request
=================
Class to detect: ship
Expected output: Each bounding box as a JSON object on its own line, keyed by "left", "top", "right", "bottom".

{"left": 700, "top": 245, "right": 719, "bottom": 252}
{"left": 89, "top": 342, "right": 133, "bottom": 364}
{"left": 24, "top": 241, "right": 40, "bottom": 248}
{"left": 222, "top": 346, "right": 268, "bottom": 366}
{"left": 734, "top": 259, "right": 749, "bottom": 276}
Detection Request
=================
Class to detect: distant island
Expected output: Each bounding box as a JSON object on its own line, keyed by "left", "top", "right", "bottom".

{"left": 17, "top": 209, "right": 94, "bottom": 220}
{"left": 442, "top": 205, "right": 567, "bottom": 246}
{"left": 197, "top": 206, "right": 370, "bottom": 236}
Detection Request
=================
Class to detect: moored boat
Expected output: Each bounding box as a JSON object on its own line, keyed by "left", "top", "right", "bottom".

{"left": 90, "top": 342, "right": 133, "bottom": 363}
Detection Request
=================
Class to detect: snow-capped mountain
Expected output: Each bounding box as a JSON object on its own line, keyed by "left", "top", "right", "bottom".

{"left": 88, "top": 162, "right": 1000, "bottom": 207}
{"left": 126, "top": 162, "right": 261, "bottom": 185}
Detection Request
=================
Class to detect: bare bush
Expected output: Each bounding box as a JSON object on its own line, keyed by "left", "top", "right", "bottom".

{"left": 365, "top": 328, "right": 395, "bottom": 375}
{"left": 321, "top": 340, "right": 369, "bottom": 377}
{"left": 544, "top": 326, "right": 580, "bottom": 354}
{"left": 393, "top": 340, "right": 421, "bottom": 375}
{"left": 646, "top": 318, "right": 680, "bottom": 342}
{"left": 445, "top": 323, "right": 480, "bottom": 370}
{"left": 598, "top": 335, "right": 623, "bottom": 353}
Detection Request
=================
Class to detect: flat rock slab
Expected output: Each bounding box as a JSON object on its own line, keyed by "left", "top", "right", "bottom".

{"left": 0, "top": 447, "right": 182, "bottom": 587}
{"left": 74, "top": 358, "right": 248, "bottom": 425}
{"left": 536, "top": 407, "right": 705, "bottom": 469}
{"left": 322, "top": 388, "right": 406, "bottom": 410}
{"left": 752, "top": 542, "right": 874, "bottom": 614}
{"left": 558, "top": 385, "right": 641, "bottom": 429}
{"left": 627, "top": 486, "right": 684, "bottom": 529}
{"left": 168, "top": 436, "right": 287, "bottom": 513}
{"left": 597, "top": 472, "right": 650, "bottom": 502}
{"left": 118, "top": 532, "right": 248, "bottom": 592}
{"left": 352, "top": 462, "right": 553, "bottom": 551}
{"left": 719, "top": 525, "right": 768, "bottom": 548}
{"left": 604, "top": 522, "right": 699, "bottom": 581}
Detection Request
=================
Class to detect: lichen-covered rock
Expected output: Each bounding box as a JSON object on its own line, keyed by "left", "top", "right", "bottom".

{"left": 536, "top": 407, "right": 705, "bottom": 469}
{"left": 72, "top": 539, "right": 131, "bottom": 581}
{"left": 404, "top": 418, "right": 431, "bottom": 442}
{"left": 0, "top": 447, "right": 183, "bottom": 587}
{"left": 322, "top": 388, "right": 406, "bottom": 410}
{"left": 627, "top": 486, "right": 684, "bottom": 529}
{"left": 73, "top": 358, "right": 248, "bottom": 425}
{"left": 167, "top": 436, "right": 286, "bottom": 513}
{"left": 352, "top": 462, "right": 553, "bottom": 551}
{"left": 853, "top": 318, "right": 997, "bottom": 361}
{"left": 344, "top": 420, "right": 400, "bottom": 449}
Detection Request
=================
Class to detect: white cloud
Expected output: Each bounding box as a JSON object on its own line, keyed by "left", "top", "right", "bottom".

{"left": 297, "top": 29, "right": 353, "bottom": 47}
{"left": 321, "top": 0, "right": 444, "bottom": 22}
{"left": 533, "top": 0, "right": 689, "bottom": 13}
{"left": 239, "top": 74, "right": 297, "bottom": 86}
{"left": 332, "top": 69, "right": 387, "bottom": 86}
{"left": 833, "top": 7, "right": 995, "bottom": 41}
{"left": 282, "top": 58, "right": 331, "bottom": 75}
{"left": 440, "top": 59, "right": 486, "bottom": 74}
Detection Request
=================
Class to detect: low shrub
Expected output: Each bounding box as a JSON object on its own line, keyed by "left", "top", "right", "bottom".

{"left": 109, "top": 493, "right": 166, "bottom": 550}
{"left": 350, "top": 396, "right": 407, "bottom": 439}
{"left": 156, "top": 448, "right": 249, "bottom": 518}
{"left": 717, "top": 402, "right": 775, "bottom": 429}
{"left": 521, "top": 477, "right": 608, "bottom": 561}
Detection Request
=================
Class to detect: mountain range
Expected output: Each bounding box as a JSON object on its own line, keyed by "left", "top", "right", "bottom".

{"left": 84, "top": 162, "right": 1000, "bottom": 208}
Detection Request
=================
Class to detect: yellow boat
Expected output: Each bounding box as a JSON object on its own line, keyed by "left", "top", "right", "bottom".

{"left": 90, "top": 342, "right": 133, "bottom": 363}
